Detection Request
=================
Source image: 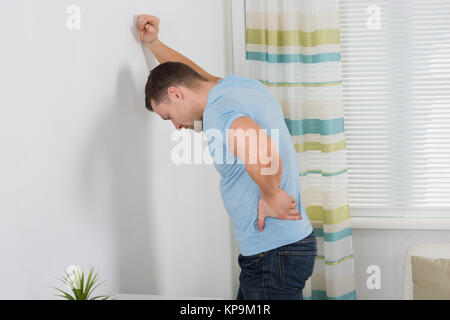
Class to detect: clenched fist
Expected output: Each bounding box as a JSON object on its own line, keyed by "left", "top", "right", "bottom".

{"left": 138, "top": 15, "right": 160, "bottom": 44}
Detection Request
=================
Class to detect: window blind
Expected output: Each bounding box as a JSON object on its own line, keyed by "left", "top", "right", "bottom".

{"left": 339, "top": 0, "right": 450, "bottom": 217}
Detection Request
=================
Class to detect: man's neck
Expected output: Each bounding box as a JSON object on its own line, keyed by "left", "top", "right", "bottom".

{"left": 199, "top": 79, "right": 220, "bottom": 115}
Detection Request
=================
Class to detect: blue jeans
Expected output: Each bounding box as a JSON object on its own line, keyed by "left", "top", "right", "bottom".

{"left": 236, "top": 230, "right": 317, "bottom": 300}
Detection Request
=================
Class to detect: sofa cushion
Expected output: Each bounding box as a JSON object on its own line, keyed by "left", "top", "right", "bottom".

{"left": 411, "top": 255, "right": 450, "bottom": 300}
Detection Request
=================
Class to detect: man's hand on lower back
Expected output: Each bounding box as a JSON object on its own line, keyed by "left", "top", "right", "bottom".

{"left": 257, "top": 188, "right": 302, "bottom": 232}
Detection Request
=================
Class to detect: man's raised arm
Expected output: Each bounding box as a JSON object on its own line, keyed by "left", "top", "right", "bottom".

{"left": 138, "top": 15, "right": 221, "bottom": 83}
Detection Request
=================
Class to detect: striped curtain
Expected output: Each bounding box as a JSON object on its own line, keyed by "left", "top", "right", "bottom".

{"left": 245, "top": 0, "right": 356, "bottom": 300}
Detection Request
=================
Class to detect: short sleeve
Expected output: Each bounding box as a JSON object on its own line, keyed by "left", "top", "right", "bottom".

{"left": 218, "top": 110, "right": 251, "bottom": 152}
{"left": 206, "top": 110, "right": 250, "bottom": 165}
{"left": 219, "top": 110, "right": 250, "bottom": 138}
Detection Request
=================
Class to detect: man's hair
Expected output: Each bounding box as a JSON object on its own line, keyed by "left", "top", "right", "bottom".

{"left": 145, "top": 62, "right": 209, "bottom": 112}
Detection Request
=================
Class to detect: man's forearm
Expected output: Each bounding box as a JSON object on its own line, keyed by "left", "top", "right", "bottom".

{"left": 228, "top": 116, "right": 299, "bottom": 224}
{"left": 146, "top": 40, "right": 221, "bottom": 82}
{"left": 229, "top": 116, "right": 284, "bottom": 198}
{"left": 245, "top": 155, "right": 283, "bottom": 198}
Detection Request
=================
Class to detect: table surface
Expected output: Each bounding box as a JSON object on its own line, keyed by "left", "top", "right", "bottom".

{"left": 113, "top": 293, "right": 223, "bottom": 300}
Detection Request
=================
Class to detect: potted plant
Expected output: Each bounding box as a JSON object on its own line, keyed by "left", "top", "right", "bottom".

{"left": 51, "top": 265, "right": 115, "bottom": 300}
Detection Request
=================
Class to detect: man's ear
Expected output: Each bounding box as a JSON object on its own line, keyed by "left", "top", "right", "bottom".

{"left": 167, "top": 86, "right": 183, "bottom": 100}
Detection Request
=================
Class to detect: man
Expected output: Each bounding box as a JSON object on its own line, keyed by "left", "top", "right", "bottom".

{"left": 138, "top": 15, "right": 317, "bottom": 300}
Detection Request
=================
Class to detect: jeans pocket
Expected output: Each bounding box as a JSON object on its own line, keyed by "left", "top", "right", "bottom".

{"left": 278, "top": 243, "right": 317, "bottom": 291}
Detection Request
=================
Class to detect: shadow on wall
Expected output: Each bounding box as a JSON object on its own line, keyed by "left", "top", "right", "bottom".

{"left": 81, "top": 62, "right": 159, "bottom": 294}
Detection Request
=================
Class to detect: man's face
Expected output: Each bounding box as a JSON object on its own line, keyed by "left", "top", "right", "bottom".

{"left": 151, "top": 86, "right": 200, "bottom": 131}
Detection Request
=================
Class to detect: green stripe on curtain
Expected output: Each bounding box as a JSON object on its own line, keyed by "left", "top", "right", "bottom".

{"left": 313, "top": 227, "right": 353, "bottom": 242}
{"left": 316, "top": 254, "right": 354, "bottom": 265}
{"left": 325, "top": 254, "right": 354, "bottom": 265}
{"left": 305, "top": 290, "right": 357, "bottom": 300}
{"left": 285, "top": 118, "right": 345, "bottom": 135}
{"left": 318, "top": 255, "right": 354, "bottom": 266}
{"left": 299, "top": 168, "right": 348, "bottom": 177}
{"left": 247, "top": 51, "right": 341, "bottom": 63}
{"left": 306, "top": 205, "right": 350, "bottom": 225}
{"left": 294, "top": 141, "right": 346, "bottom": 153}
{"left": 246, "top": 29, "right": 340, "bottom": 46}
{"left": 258, "top": 79, "right": 343, "bottom": 86}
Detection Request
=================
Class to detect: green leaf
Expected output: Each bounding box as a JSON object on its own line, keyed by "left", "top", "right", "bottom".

{"left": 86, "top": 271, "right": 102, "bottom": 299}
{"left": 73, "top": 270, "right": 81, "bottom": 289}
{"left": 79, "top": 270, "right": 85, "bottom": 297}
{"left": 51, "top": 287, "right": 75, "bottom": 300}
{"left": 90, "top": 294, "right": 113, "bottom": 300}
{"left": 88, "top": 280, "right": 106, "bottom": 298}
{"left": 85, "top": 278, "right": 98, "bottom": 299}
{"left": 63, "top": 271, "right": 77, "bottom": 289}
{"left": 85, "top": 267, "right": 94, "bottom": 292}
{"left": 85, "top": 267, "right": 96, "bottom": 299}
{"left": 55, "top": 277, "right": 69, "bottom": 288}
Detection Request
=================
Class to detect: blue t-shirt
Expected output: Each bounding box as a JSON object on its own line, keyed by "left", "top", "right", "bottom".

{"left": 203, "top": 73, "right": 313, "bottom": 256}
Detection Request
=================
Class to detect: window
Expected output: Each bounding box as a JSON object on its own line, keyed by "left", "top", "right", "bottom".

{"left": 231, "top": 0, "right": 450, "bottom": 218}
{"left": 340, "top": 0, "right": 450, "bottom": 217}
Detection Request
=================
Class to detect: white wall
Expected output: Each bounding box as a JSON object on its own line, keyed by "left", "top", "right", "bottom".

{"left": 0, "top": 0, "right": 235, "bottom": 299}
